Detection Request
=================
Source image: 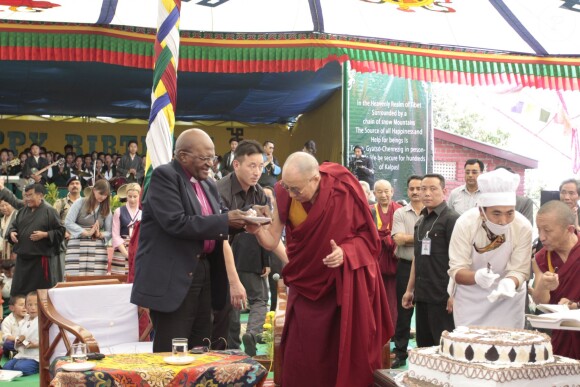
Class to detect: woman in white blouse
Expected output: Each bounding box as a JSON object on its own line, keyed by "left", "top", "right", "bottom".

{"left": 110, "top": 183, "right": 141, "bottom": 275}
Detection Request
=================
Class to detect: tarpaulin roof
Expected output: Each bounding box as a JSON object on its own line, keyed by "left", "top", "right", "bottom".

{"left": 0, "top": 0, "right": 579, "bottom": 122}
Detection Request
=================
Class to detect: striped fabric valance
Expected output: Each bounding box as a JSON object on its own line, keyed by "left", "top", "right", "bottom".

{"left": 1, "top": 22, "right": 579, "bottom": 91}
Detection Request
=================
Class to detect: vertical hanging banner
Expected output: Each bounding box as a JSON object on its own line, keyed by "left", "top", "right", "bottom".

{"left": 343, "top": 64, "right": 432, "bottom": 199}
{"left": 144, "top": 0, "right": 182, "bottom": 196}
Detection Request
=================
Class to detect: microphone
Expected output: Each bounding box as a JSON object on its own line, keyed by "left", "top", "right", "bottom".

{"left": 272, "top": 273, "right": 280, "bottom": 281}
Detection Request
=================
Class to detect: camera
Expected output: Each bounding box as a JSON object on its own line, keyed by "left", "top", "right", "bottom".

{"left": 355, "top": 159, "right": 364, "bottom": 169}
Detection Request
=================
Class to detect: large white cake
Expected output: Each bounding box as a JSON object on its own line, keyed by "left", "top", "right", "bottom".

{"left": 400, "top": 326, "right": 580, "bottom": 387}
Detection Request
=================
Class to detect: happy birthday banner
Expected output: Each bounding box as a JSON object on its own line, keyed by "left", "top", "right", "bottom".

{"left": 0, "top": 121, "right": 148, "bottom": 155}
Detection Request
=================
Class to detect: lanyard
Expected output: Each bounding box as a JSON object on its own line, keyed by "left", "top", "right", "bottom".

{"left": 420, "top": 212, "right": 440, "bottom": 240}
{"left": 126, "top": 207, "right": 141, "bottom": 228}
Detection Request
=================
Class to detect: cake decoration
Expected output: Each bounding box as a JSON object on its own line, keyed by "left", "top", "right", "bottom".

{"left": 508, "top": 348, "right": 516, "bottom": 362}
{"left": 485, "top": 345, "right": 499, "bottom": 361}
{"left": 465, "top": 345, "right": 474, "bottom": 361}
{"left": 529, "top": 344, "right": 536, "bottom": 363}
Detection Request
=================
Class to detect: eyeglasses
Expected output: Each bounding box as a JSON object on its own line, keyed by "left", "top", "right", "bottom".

{"left": 196, "top": 156, "right": 219, "bottom": 164}
{"left": 182, "top": 151, "right": 218, "bottom": 165}
{"left": 280, "top": 174, "right": 318, "bottom": 196}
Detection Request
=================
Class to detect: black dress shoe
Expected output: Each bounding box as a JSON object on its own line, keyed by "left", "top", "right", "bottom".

{"left": 242, "top": 333, "right": 257, "bottom": 357}
{"left": 391, "top": 357, "right": 406, "bottom": 368}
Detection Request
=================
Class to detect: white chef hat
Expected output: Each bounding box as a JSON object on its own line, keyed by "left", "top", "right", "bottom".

{"left": 477, "top": 168, "right": 520, "bottom": 207}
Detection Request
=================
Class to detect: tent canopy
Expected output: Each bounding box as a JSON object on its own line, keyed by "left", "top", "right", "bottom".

{"left": 3, "top": 0, "right": 579, "bottom": 56}
{"left": 0, "top": 0, "right": 579, "bottom": 122}
{"left": 0, "top": 60, "right": 341, "bottom": 123}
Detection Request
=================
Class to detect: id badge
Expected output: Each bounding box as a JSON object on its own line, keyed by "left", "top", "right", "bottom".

{"left": 421, "top": 237, "right": 431, "bottom": 255}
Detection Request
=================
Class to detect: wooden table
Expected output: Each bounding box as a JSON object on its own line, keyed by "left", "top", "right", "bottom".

{"left": 50, "top": 350, "right": 268, "bottom": 386}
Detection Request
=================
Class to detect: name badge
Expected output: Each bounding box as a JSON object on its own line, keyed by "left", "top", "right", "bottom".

{"left": 421, "top": 237, "right": 431, "bottom": 255}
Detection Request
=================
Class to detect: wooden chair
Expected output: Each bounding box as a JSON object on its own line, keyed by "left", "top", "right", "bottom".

{"left": 272, "top": 282, "right": 391, "bottom": 386}
{"left": 38, "top": 281, "right": 152, "bottom": 387}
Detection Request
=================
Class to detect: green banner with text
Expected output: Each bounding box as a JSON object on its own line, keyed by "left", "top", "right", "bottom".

{"left": 343, "top": 67, "right": 432, "bottom": 200}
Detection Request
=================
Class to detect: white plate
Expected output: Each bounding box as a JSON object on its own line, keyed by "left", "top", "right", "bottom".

{"left": 0, "top": 370, "right": 23, "bottom": 381}
{"left": 244, "top": 216, "right": 271, "bottom": 224}
{"left": 61, "top": 362, "right": 96, "bottom": 372}
{"left": 163, "top": 356, "right": 196, "bottom": 365}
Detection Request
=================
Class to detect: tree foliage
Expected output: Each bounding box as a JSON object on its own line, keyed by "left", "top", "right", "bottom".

{"left": 432, "top": 86, "right": 510, "bottom": 146}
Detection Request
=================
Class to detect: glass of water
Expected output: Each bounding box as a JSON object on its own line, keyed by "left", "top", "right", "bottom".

{"left": 71, "top": 343, "right": 88, "bottom": 363}
{"left": 172, "top": 338, "right": 188, "bottom": 357}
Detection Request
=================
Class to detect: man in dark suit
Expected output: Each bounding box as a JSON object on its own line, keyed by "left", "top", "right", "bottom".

{"left": 131, "top": 129, "right": 252, "bottom": 352}
{"left": 219, "top": 137, "right": 239, "bottom": 178}
{"left": 21, "top": 143, "right": 49, "bottom": 185}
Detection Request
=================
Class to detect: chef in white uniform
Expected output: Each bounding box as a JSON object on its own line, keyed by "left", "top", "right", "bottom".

{"left": 448, "top": 168, "right": 532, "bottom": 328}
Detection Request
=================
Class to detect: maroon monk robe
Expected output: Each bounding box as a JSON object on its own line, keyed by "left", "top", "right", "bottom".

{"left": 535, "top": 240, "right": 580, "bottom": 360}
{"left": 372, "top": 201, "right": 401, "bottom": 329}
{"left": 275, "top": 162, "right": 393, "bottom": 387}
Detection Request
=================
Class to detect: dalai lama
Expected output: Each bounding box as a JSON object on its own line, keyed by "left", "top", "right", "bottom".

{"left": 248, "top": 152, "right": 393, "bottom": 387}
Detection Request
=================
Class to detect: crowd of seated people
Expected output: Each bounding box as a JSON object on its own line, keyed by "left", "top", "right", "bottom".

{"left": 0, "top": 142, "right": 145, "bottom": 194}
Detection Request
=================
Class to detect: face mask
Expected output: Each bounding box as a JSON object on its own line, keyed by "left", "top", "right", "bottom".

{"left": 481, "top": 209, "right": 510, "bottom": 235}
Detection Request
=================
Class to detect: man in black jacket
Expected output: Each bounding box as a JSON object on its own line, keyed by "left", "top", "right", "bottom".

{"left": 348, "top": 145, "right": 375, "bottom": 189}
{"left": 216, "top": 140, "right": 270, "bottom": 355}
{"left": 219, "top": 137, "right": 239, "bottom": 178}
{"left": 8, "top": 184, "right": 64, "bottom": 295}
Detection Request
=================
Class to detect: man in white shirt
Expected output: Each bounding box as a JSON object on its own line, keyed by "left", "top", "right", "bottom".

{"left": 448, "top": 168, "right": 532, "bottom": 329}
{"left": 447, "top": 159, "right": 484, "bottom": 215}
{"left": 3, "top": 292, "right": 39, "bottom": 375}
{"left": 21, "top": 144, "right": 49, "bottom": 186}
{"left": 391, "top": 175, "right": 422, "bottom": 368}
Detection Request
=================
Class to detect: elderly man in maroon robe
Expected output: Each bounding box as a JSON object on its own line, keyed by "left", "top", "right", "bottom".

{"left": 370, "top": 179, "right": 401, "bottom": 328}
{"left": 248, "top": 152, "right": 393, "bottom": 387}
{"left": 533, "top": 200, "right": 580, "bottom": 360}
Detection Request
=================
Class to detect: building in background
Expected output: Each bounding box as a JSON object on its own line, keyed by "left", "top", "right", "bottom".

{"left": 433, "top": 129, "right": 538, "bottom": 197}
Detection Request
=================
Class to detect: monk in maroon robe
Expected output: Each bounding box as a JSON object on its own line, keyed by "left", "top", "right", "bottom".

{"left": 533, "top": 200, "right": 580, "bottom": 360}
{"left": 370, "top": 179, "right": 401, "bottom": 328}
{"left": 249, "top": 153, "right": 393, "bottom": 387}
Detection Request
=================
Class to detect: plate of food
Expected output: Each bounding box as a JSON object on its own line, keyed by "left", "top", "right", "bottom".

{"left": 163, "top": 356, "right": 196, "bottom": 365}
{"left": 61, "top": 361, "right": 96, "bottom": 372}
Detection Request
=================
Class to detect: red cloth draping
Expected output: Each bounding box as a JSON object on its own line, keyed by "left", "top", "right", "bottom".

{"left": 373, "top": 201, "right": 402, "bottom": 276}
{"left": 275, "top": 162, "right": 393, "bottom": 387}
{"left": 535, "top": 240, "right": 580, "bottom": 360}
{"left": 373, "top": 201, "right": 401, "bottom": 328}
